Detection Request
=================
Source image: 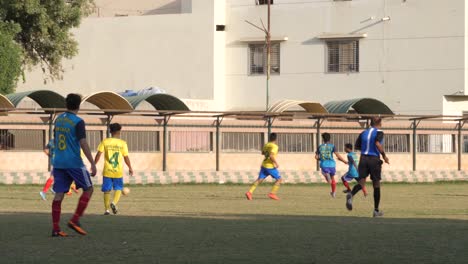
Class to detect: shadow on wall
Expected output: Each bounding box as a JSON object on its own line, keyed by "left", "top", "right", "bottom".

{"left": 144, "top": 0, "right": 192, "bottom": 15}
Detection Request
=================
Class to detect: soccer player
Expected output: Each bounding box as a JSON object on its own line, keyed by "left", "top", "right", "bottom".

{"left": 341, "top": 143, "right": 367, "bottom": 196}
{"left": 94, "top": 123, "right": 134, "bottom": 215}
{"left": 315, "top": 133, "right": 347, "bottom": 198}
{"left": 245, "top": 133, "right": 282, "bottom": 201}
{"left": 39, "top": 139, "right": 78, "bottom": 201}
{"left": 346, "top": 117, "right": 390, "bottom": 217}
{"left": 50, "top": 94, "right": 97, "bottom": 237}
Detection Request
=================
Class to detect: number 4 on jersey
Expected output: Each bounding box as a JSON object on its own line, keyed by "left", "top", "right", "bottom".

{"left": 109, "top": 152, "right": 119, "bottom": 168}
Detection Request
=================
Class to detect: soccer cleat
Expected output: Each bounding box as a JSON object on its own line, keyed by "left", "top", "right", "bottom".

{"left": 51, "top": 230, "right": 68, "bottom": 237}
{"left": 110, "top": 203, "right": 118, "bottom": 215}
{"left": 104, "top": 210, "right": 110, "bottom": 215}
{"left": 346, "top": 193, "right": 353, "bottom": 211}
{"left": 245, "top": 192, "right": 253, "bottom": 200}
{"left": 39, "top": 191, "right": 47, "bottom": 201}
{"left": 373, "top": 210, "right": 384, "bottom": 217}
{"left": 343, "top": 189, "right": 350, "bottom": 194}
{"left": 330, "top": 192, "right": 336, "bottom": 198}
{"left": 268, "top": 193, "right": 280, "bottom": 200}
{"left": 67, "top": 220, "right": 87, "bottom": 236}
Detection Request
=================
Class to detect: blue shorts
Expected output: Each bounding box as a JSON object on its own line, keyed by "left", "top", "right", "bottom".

{"left": 342, "top": 172, "right": 359, "bottom": 182}
{"left": 258, "top": 167, "right": 281, "bottom": 180}
{"left": 102, "top": 177, "right": 124, "bottom": 192}
{"left": 53, "top": 167, "right": 92, "bottom": 193}
{"left": 321, "top": 167, "right": 336, "bottom": 176}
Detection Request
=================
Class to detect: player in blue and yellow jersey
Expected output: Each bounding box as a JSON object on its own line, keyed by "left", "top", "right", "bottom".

{"left": 245, "top": 133, "right": 282, "bottom": 201}
{"left": 39, "top": 138, "right": 78, "bottom": 201}
{"left": 315, "top": 133, "right": 347, "bottom": 198}
{"left": 341, "top": 143, "right": 367, "bottom": 196}
{"left": 95, "top": 123, "right": 134, "bottom": 215}
{"left": 50, "top": 94, "right": 97, "bottom": 237}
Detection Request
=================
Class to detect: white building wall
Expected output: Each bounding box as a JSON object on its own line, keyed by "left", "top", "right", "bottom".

{"left": 14, "top": 0, "right": 467, "bottom": 114}
{"left": 225, "top": 0, "right": 465, "bottom": 114}
{"left": 17, "top": 0, "right": 218, "bottom": 110}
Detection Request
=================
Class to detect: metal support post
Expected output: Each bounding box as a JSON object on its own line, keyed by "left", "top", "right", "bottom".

{"left": 412, "top": 120, "right": 418, "bottom": 171}
{"left": 216, "top": 116, "right": 221, "bottom": 171}
{"left": 162, "top": 115, "right": 169, "bottom": 172}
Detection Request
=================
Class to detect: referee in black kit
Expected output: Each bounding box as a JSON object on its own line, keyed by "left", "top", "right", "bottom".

{"left": 346, "top": 117, "right": 390, "bottom": 217}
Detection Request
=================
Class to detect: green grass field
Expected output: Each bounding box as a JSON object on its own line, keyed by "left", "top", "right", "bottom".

{"left": 0, "top": 183, "right": 467, "bottom": 264}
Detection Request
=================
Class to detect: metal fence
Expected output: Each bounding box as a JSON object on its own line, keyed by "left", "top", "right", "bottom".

{"left": 1, "top": 109, "right": 468, "bottom": 171}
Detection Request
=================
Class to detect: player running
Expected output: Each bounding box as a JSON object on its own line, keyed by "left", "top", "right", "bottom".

{"left": 315, "top": 133, "right": 347, "bottom": 198}
{"left": 245, "top": 133, "right": 282, "bottom": 201}
{"left": 341, "top": 143, "right": 367, "bottom": 196}
{"left": 94, "top": 123, "right": 134, "bottom": 215}
{"left": 50, "top": 94, "right": 97, "bottom": 237}
{"left": 346, "top": 117, "right": 389, "bottom": 217}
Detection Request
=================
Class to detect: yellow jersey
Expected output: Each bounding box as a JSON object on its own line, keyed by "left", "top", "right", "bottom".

{"left": 261, "top": 142, "right": 278, "bottom": 169}
{"left": 97, "top": 137, "right": 129, "bottom": 178}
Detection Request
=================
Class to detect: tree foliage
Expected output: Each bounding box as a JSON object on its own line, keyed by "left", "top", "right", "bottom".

{"left": 0, "top": 0, "right": 94, "bottom": 87}
{"left": 0, "top": 21, "right": 22, "bottom": 94}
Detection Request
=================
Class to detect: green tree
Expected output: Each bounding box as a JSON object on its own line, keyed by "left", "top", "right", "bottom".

{"left": 0, "top": 22, "right": 22, "bottom": 94}
{"left": 0, "top": 0, "right": 94, "bottom": 87}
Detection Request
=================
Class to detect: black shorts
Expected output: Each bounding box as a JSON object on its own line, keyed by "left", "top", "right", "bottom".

{"left": 358, "top": 155, "right": 383, "bottom": 181}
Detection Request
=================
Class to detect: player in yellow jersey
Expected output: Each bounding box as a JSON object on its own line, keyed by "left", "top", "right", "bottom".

{"left": 245, "top": 133, "right": 282, "bottom": 200}
{"left": 94, "top": 123, "right": 134, "bottom": 215}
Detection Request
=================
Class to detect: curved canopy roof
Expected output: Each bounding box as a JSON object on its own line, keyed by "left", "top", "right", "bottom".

{"left": 125, "top": 94, "right": 190, "bottom": 111}
{"left": 0, "top": 94, "right": 14, "bottom": 110}
{"left": 324, "top": 98, "right": 394, "bottom": 115}
{"left": 82, "top": 91, "right": 134, "bottom": 114}
{"left": 268, "top": 100, "right": 328, "bottom": 113}
{"left": 6, "top": 90, "right": 66, "bottom": 112}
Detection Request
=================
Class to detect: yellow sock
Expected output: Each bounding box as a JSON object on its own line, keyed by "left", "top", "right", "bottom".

{"left": 248, "top": 182, "right": 259, "bottom": 193}
{"left": 104, "top": 192, "right": 111, "bottom": 210}
{"left": 113, "top": 190, "right": 122, "bottom": 205}
{"left": 271, "top": 185, "right": 280, "bottom": 194}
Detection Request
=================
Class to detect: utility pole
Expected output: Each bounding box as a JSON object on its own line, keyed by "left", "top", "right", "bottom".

{"left": 266, "top": 0, "right": 271, "bottom": 111}
{"left": 246, "top": 0, "right": 272, "bottom": 111}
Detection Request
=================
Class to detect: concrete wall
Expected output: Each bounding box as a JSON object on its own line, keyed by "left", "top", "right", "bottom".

{"left": 225, "top": 0, "right": 465, "bottom": 113}
{"left": 1, "top": 151, "right": 466, "bottom": 173}
{"left": 14, "top": 0, "right": 467, "bottom": 114}
{"left": 17, "top": 0, "right": 219, "bottom": 108}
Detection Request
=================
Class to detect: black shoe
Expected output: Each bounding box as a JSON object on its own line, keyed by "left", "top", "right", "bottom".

{"left": 110, "top": 203, "right": 118, "bottom": 215}
{"left": 104, "top": 210, "right": 110, "bottom": 215}
{"left": 343, "top": 189, "right": 350, "bottom": 194}
{"left": 346, "top": 193, "right": 353, "bottom": 211}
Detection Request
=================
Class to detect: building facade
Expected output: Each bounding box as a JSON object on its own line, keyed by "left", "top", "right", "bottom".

{"left": 16, "top": 0, "right": 468, "bottom": 115}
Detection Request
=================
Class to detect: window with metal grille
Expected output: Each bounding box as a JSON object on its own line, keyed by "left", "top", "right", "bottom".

{"left": 277, "top": 133, "right": 313, "bottom": 153}
{"left": 327, "top": 40, "right": 359, "bottom": 73}
{"left": 417, "top": 134, "right": 455, "bottom": 153}
{"left": 330, "top": 133, "right": 409, "bottom": 153}
{"left": 249, "top": 43, "right": 280, "bottom": 75}
{"left": 86, "top": 130, "right": 102, "bottom": 151}
{"left": 256, "top": 0, "right": 273, "bottom": 5}
{"left": 120, "top": 131, "right": 160, "bottom": 152}
{"left": 0, "top": 129, "right": 44, "bottom": 151}
{"left": 169, "top": 131, "right": 212, "bottom": 152}
{"left": 464, "top": 135, "right": 468, "bottom": 153}
{"left": 222, "top": 132, "right": 264, "bottom": 152}
{"left": 329, "top": 133, "right": 360, "bottom": 152}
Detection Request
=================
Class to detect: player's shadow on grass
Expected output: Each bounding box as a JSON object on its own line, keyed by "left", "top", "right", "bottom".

{"left": 0, "top": 212, "right": 467, "bottom": 264}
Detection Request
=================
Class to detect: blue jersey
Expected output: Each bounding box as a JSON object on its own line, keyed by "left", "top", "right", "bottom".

{"left": 347, "top": 152, "right": 359, "bottom": 177}
{"left": 317, "top": 143, "right": 336, "bottom": 168}
{"left": 52, "top": 112, "right": 86, "bottom": 169}
{"left": 46, "top": 139, "right": 55, "bottom": 163}
{"left": 356, "top": 127, "right": 384, "bottom": 157}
